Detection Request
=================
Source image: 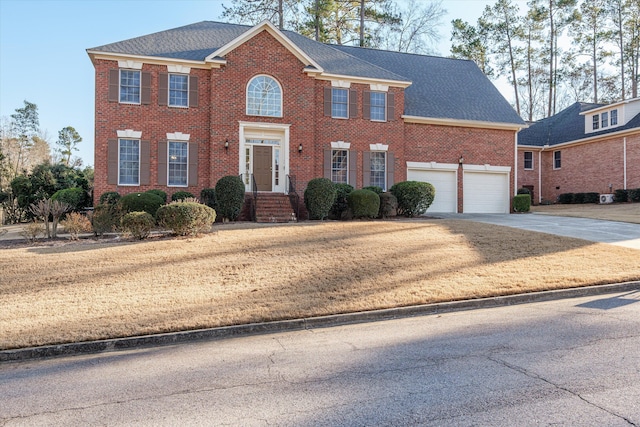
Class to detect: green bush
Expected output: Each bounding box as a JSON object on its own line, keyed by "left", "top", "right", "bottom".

{"left": 558, "top": 193, "right": 574, "bottom": 204}
{"left": 51, "top": 187, "right": 89, "bottom": 212}
{"left": 389, "top": 181, "right": 435, "bottom": 217}
{"left": 630, "top": 188, "right": 640, "bottom": 202}
{"left": 91, "top": 203, "right": 120, "bottom": 236}
{"left": 362, "top": 186, "right": 383, "bottom": 195}
{"left": 304, "top": 178, "right": 337, "bottom": 220}
{"left": 572, "top": 193, "right": 585, "bottom": 204}
{"left": 584, "top": 192, "right": 599, "bottom": 204}
{"left": 513, "top": 194, "right": 531, "bottom": 212}
{"left": 157, "top": 202, "right": 217, "bottom": 236}
{"left": 348, "top": 189, "right": 380, "bottom": 219}
{"left": 614, "top": 189, "right": 629, "bottom": 203}
{"left": 329, "top": 183, "right": 354, "bottom": 220}
{"left": 121, "top": 211, "right": 155, "bottom": 240}
{"left": 118, "top": 192, "right": 164, "bottom": 218}
{"left": 171, "top": 191, "right": 195, "bottom": 202}
{"left": 215, "top": 175, "right": 245, "bottom": 221}
{"left": 99, "top": 191, "right": 120, "bottom": 206}
{"left": 146, "top": 189, "right": 167, "bottom": 204}
{"left": 378, "top": 192, "right": 398, "bottom": 218}
{"left": 200, "top": 188, "right": 217, "bottom": 209}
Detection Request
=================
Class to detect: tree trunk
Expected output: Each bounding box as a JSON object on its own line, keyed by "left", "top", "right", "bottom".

{"left": 360, "top": 0, "right": 365, "bottom": 47}
{"left": 278, "top": 0, "right": 283, "bottom": 30}
{"left": 548, "top": 0, "right": 554, "bottom": 117}
{"left": 593, "top": 36, "right": 598, "bottom": 103}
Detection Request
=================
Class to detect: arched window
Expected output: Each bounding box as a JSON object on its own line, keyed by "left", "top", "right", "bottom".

{"left": 246, "top": 75, "right": 282, "bottom": 117}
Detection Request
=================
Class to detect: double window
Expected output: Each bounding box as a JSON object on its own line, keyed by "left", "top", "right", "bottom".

{"left": 168, "top": 141, "right": 188, "bottom": 186}
{"left": 554, "top": 150, "right": 561, "bottom": 169}
{"left": 524, "top": 151, "right": 533, "bottom": 170}
{"left": 120, "top": 70, "right": 141, "bottom": 104}
{"left": 118, "top": 139, "right": 140, "bottom": 185}
{"left": 246, "top": 75, "right": 282, "bottom": 117}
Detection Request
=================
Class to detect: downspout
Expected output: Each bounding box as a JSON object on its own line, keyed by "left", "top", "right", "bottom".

{"left": 624, "top": 137, "right": 627, "bottom": 189}
{"left": 538, "top": 150, "right": 542, "bottom": 204}
{"left": 514, "top": 132, "right": 518, "bottom": 197}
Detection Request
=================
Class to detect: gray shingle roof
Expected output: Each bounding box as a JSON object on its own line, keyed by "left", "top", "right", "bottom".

{"left": 89, "top": 20, "right": 525, "bottom": 125}
{"left": 518, "top": 102, "right": 640, "bottom": 146}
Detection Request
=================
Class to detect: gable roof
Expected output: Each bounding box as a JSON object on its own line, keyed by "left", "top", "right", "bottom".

{"left": 518, "top": 102, "right": 640, "bottom": 147}
{"left": 88, "top": 20, "right": 525, "bottom": 127}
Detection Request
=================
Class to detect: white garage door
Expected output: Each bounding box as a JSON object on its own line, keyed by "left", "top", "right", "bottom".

{"left": 407, "top": 169, "right": 457, "bottom": 213}
{"left": 463, "top": 171, "right": 509, "bottom": 213}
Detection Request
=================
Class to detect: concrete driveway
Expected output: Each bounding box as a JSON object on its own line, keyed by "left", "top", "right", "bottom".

{"left": 435, "top": 213, "right": 640, "bottom": 250}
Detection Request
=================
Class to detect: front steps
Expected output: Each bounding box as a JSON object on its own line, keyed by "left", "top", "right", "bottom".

{"left": 254, "top": 193, "right": 297, "bottom": 223}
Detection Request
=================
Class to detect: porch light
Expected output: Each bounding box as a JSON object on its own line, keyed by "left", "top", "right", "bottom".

{"left": 458, "top": 155, "right": 464, "bottom": 164}
{"left": 224, "top": 139, "right": 229, "bottom": 149}
{"left": 298, "top": 144, "right": 303, "bottom": 153}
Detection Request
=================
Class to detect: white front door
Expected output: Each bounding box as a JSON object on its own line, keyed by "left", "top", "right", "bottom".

{"left": 239, "top": 122, "right": 290, "bottom": 193}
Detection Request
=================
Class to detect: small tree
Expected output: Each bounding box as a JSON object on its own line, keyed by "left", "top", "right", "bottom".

{"left": 215, "top": 175, "right": 245, "bottom": 221}
{"left": 56, "top": 126, "right": 82, "bottom": 166}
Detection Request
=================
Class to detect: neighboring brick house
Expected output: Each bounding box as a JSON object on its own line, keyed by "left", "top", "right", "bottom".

{"left": 87, "top": 20, "right": 525, "bottom": 218}
{"left": 517, "top": 99, "right": 640, "bottom": 204}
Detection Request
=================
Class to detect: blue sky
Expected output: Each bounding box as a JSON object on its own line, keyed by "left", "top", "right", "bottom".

{"left": 0, "top": 0, "right": 502, "bottom": 167}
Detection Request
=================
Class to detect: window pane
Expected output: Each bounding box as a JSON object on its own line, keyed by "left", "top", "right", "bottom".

{"left": 370, "top": 92, "right": 386, "bottom": 121}
{"left": 247, "top": 76, "right": 282, "bottom": 117}
{"left": 611, "top": 110, "right": 618, "bottom": 125}
{"left": 592, "top": 114, "right": 599, "bottom": 130}
{"left": 119, "top": 139, "right": 139, "bottom": 185}
{"left": 331, "top": 150, "right": 348, "bottom": 183}
{"left": 524, "top": 151, "right": 533, "bottom": 169}
{"left": 332, "top": 89, "right": 348, "bottom": 118}
{"left": 554, "top": 151, "right": 561, "bottom": 169}
{"left": 370, "top": 152, "right": 386, "bottom": 190}
{"left": 169, "top": 74, "right": 188, "bottom": 107}
{"left": 168, "top": 141, "right": 188, "bottom": 186}
{"left": 120, "top": 70, "right": 140, "bottom": 103}
{"left": 601, "top": 111, "right": 608, "bottom": 128}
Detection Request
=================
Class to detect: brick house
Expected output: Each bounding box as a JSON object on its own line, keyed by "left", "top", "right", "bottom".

{"left": 517, "top": 99, "right": 640, "bottom": 204}
{"left": 87, "top": 20, "right": 525, "bottom": 218}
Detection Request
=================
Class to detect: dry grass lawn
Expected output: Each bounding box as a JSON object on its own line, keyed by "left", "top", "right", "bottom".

{"left": 531, "top": 203, "right": 640, "bottom": 224}
{"left": 2, "top": 219, "right": 640, "bottom": 350}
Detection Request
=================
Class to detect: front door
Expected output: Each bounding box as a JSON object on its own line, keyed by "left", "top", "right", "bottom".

{"left": 253, "top": 145, "right": 272, "bottom": 191}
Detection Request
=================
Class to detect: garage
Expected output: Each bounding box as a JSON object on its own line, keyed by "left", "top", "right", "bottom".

{"left": 462, "top": 166, "right": 510, "bottom": 213}
{"left": 407, "top": 162, "right": 457, "bottom": 213}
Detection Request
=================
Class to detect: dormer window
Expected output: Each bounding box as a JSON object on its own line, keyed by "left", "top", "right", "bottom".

{"left": 611, "top": 109, "right": 618, "bottom": 125}
{"left": 592, "top": 114, "right": 599, "bottom": 130}
{"left": 601, "top": 111, "right": 608, "bottom": 128}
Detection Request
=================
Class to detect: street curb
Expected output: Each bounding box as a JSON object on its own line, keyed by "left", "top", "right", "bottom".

{"left": 2, "top": 281, "right": 639, "bottom": 362}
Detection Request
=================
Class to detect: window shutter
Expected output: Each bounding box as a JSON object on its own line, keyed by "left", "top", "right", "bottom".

{"left": 362, "top": 151, "right": 371, "bottom": 187}
{"left": 141, "top": 72, "right": 151, "bottom": 105}
{"left": 189, "top": 76, "right": 199, "bottom": 108}
{"left": 386, "top": 152, "right": 395, "bottom": 190}
{"left": 348, "top": 151, "right": 357, "bottom": 186}
{"left": 349, "top": 90, "right": 357, "bottom": 118}
{"left": 387, "top": 93, "right": 395, "bottom": 121}
{"left": 323, "top": 149, "right": 331, "bottom": 179}
{"left": 108, "top": 70, "right": 119, "bottom": 102}
{"left": 363, "top": 91, "right": 371, "bottom": 120}
{"left": 158, "top": 73, "right": 168, "bottom": 106}
{"left": 157, "top": 141, "right": 167, "bottom": 185}
{"left": 107, "top": 139, "right": 118, "bottom": 185}
{"left": 324, "top": 87, "right": 332, "bottom": 117}
{"left": 140, "top": 140, "right": 150, "bottom": 185}
{"left": 188, "top": 143, "right": 198, "bottom": 186}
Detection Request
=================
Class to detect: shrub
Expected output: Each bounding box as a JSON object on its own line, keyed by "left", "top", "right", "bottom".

{"left": 362, "top": 186, "right": 383, "bottom": 195}
{"left": 329, "top": 183, "right": 354, "bottom": 220}
{"left": 200, "top": 188, "right": 217, "bottom": 209}
{"left": 348, "top": 189, "right": 380, "bottom": 219}
{"left": 572, "top": 193, "right": 585, "bottom": 204}
{"left": 99, "top": 191, "right": 120, "bottom": 206}
{"left": 513, "top": 194, "right": 531, "bottom": 212}
{"left": 630, "top": 188, "right": 640, "bottom": 202}
{"left": 558, "top": 193, "right": 574, "bottom": 204}
{"left": 215, "top": 175, "right": 245, "bottom": 221}
{"left": 584, "top": 192, "right": 599, "bottom": 204}
{"left": 121, "top": 211, "right": 155, "bottom": 240}
{"left": 390, "top": 181, "right": 435, "bottom": 217}
{"left": 146, "top": 189, "right": 167, "bottom": 204}
{"left": 118, "top": 192, "right": 164, "bottom": 218}
{"left": 614, "top": 189, "right": 629, "bottom": 203}
{"left": 51, "top": 187, "right": 88, "bottom": 212}
{"left": 20, "top": 221, "right": 44, "bottom": 243}
{"left": 91, "top": 203, "right": 120, "bottom": 236}
{"left": 378, "top": 192, "right": 398, "bottom": 218}
{"left": 171, "top": 191, "right": 195, "bottom": 202}
{"left": 157, "top": 202, "right": 217, "bottom": 236}
{"left": 304, "top": 178, "right": 337, "bottom": 220}
{"left": 61, "top": 212, "right": 92, "bottom": 240}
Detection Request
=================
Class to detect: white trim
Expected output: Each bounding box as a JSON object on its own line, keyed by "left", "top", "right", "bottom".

{"left": 579, "top": 97, "right": 638, "bottom": 115}
{"left": 88, "top": 51, "right": 218, "bottom": 69}
{"left": 462, "top": 164, "right": 511, "bottom": 173}
{"left": 514, "top": 132, "right": 518, "bottom": 196}
{"left": 370, "top": 84, "right": 389, "bottom": 92}
{"left": 314, "top": 72, "right": 411, "bottom": 88}
{"left": 166, "top": 132, "right": 190, "bottom": 141}
{"left": 168, "top": 73, "right": 190, "bottom": 108}
{"left": 369, "top": 143, "right": 389, "bottom": 151}
{"left": 406, "top": 161, "right": 458, "bottom": 171}
{"left": 117, "top": 60, "right": 143, "bottom": 70}
{"left": 537, "top": 127, "right": 640, "bottom": 149}
{"left": 117, "top": 129, "right": 142, "bottom": 138}
{"left": 331, "top": 80, "right": 351, "bottom": 88}
{"left": 331, "top": 141, "right": 351, "bottom": 149}
{"left": 403, "top": 115, "right": 527, "bottom": 131}
{"left": 167, "top": 64, "right": 191, "bottom": 73}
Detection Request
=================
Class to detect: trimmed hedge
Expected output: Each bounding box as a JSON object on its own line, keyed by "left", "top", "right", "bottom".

{"left": 52, "top": 188, "right": 88, "bottom": 212}
{"left": 304, "top": 178, "right": 337, "bottom": 220}
{"left": 121, "top": 211, "right": 155, "bottom": 240}
{"left": 99, "top": 191, "right": 120, "bottom": 206}
{"left": 378, "top": 192, "right": 398, "bottom": 218}
{"left": 171, "top": 191, "right": 195, "bottom": 202}
{"left": 362, "top": 186, "right": 383, "bottom": 195}
{"left": 200, "top": 188, "right": 217, "bottom": 209}
{"left": 118, "top": 192, "right": 164, "bottom": 218}
{"left": 348, "top": 189, "right": 380, "bottom": 219}
{"left": 513, "top": 194, "right": 531, "bottom": 212}
{"left": 584, "top": 192, "right": 599, "bottom": 204}
{"left": 390, "top": 181, "right": 435, "bottom": 217}
{"left": 558, "top": 193, "right": 574, "bottom": 204}
{"left": 215, "top": 175, "right": 245, "bottom": 221}
{"left": 614, "top": 189, "right": 629, "bottom": 203}
{"left": 329, "top": 183, "right": 354, "bottom": 220}
{"left": 630, "top": 188, "right": 640, "bottom": 202}
{"left": 559, "top": 192, "right": 604, "bottom": 204}
{"left": 157, "top": 202, "right": 216, "bottom": 236}
{"left": 146, "top": 189, "right": 167, "bottom": 204}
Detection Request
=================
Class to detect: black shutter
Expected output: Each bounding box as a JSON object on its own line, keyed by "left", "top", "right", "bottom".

{"left": 140, "top": 140, "right": 150, "bottom": 185}
{"left": 349, "top": 90, "right": 357, "bottom": 118}
{"left": 188, "top": 143, "right": 198, "bottom": 186}
{"left": 386, "top": 152, "right": 395, "bottom": 190}
{"left": 157, "top": 141, "right": 167, "bottom": 185}
{"left": 387, "top": 93, "right": 395, "bottom": 121}
{"left": 323, "top": 149, "right": 331, "bottom": 179}
{"left": 158, "top": 73, "right": 168, "bottom": 106}
{"left": 362, "top": 151, "right": 371, "bottom": 187}
{"left": 324, "top": 87, "right": 332, "bottom": 117}
{"left": 141, "top": 72, "right": 151, "bottom": 105}
{"left": 363, "top": 91, "right": 371, "bottom": 120}
{"left": 108, "top": 70, "right": 119, "bottom": 102}
{"left": 189, "top": 76, "right": 199, "bottom": 108}
{"left": 107, "top": 139, "right": 118, "bottom": 185}
{"left": 348, "top": 150, "right": 357, "bottom": 186}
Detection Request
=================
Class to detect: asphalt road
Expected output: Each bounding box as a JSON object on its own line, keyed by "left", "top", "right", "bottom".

{"left": 2, "top": 291, "right": 640, "bottom": 426}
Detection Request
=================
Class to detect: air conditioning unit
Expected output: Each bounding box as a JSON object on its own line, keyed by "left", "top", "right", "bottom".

{"left": 599, "top": 194, "right": 614, "bottom": 204}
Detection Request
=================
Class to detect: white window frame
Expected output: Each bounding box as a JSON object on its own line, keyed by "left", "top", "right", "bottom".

{"left": 331, "top": 149, "right": 349, "bottom": 184}
{"left": 331, "top": 88, "right": 349, "bottom": 119}
{"left": 246, "top": 75, "right": 283, "bottom": 117}
{"left": 167, "top": 141, "right": 189, "bottom": 187}
{"left": 118, "top": 138, "right": 140, "bottom": 186}
{"left": 369, "top": 151, "right": 387, "bottom": 190}
{"left": 370, "top": 92, "right": 387, "bottom": 122}
{"left": 601, "top": 111, "right": 609, "bottom": 128}
{"left": 523, "top": 151, "right": 533, "bottom": 170}
{"left": 611, "top": 109, "right": 618, "bottom": 125}
{"left": 553, "top": 150, "right": 561, "bottom": 170}
{"left": 119, "top": 69, "right": 141, "bottom": 104}
{"left": 592, "top": 114, "right": 599, "bottom": 130}
{"left": 168, "top": 74, "right": 189, "bottom": 108}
